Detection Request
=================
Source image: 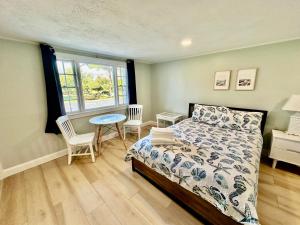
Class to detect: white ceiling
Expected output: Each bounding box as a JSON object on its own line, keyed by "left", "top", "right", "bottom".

{"left": 1, "top": 0, "right": 300, "bottom": 63}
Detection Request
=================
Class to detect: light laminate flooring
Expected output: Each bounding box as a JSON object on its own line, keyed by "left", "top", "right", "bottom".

{"left": 0, "top": 127, "right": 299, "bottom": 225}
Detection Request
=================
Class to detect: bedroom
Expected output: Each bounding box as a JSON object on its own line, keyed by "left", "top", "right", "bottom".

{"left": 0, "top": 1, "right": 299, "bottom": 225}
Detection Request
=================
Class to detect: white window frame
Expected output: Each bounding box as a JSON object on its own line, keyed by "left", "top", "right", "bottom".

{"left": 56, "top": 52, "right": 128, "bottom": 119}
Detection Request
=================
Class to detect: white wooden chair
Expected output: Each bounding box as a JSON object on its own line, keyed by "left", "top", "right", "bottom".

{"left": 123, "top": 104, "right": 143, "bottom": 140}
{"left": 56, "top": 115, "right": 96, "bottom": 165}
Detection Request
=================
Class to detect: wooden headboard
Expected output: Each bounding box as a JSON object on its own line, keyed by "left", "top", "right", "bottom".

{"left": 188, "top": 103, "right": 268, "bottom": 134}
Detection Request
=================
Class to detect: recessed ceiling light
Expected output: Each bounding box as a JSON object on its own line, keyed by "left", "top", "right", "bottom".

{"left": 181, "top": 38, "right": 192, "bottom": 47}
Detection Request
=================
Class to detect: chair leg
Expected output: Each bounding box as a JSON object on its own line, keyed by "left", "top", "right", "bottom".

{"left": 94, "top": 142, "right": 99, "bottom": 156}
{"left": 89, "top": 143, "right": 95, "bottom": 163}
{"left": 67, "top": 146, "right": 72, "bottom": 165}
{"left": 123, "top": 126, "right": 126, "bottom": 140}
{"left": 138, "top": 126, "right": 141, "bottom": 140}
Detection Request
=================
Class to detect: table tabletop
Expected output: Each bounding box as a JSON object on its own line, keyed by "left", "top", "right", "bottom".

{"left": 156, "top": 112, "right": 182, "bottom": 120}
{"left": 89, "top": 113, "right": 126, "bottom": 125}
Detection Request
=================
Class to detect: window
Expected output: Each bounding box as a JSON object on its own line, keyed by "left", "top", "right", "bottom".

{"left": 56, "top": 53, "right": 128, "bottom": 114}
{"left": 80, "top": 63, "right": 115, "bottom": 109}
{"left": 57, "top": 60, "right": 80, "bottom": 113}
{"left": 117, "top": 66, "right": 128, "bottom": 105}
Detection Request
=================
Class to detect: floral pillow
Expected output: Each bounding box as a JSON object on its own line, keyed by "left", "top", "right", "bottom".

{"left": 192, "top": 104, "right": 231, "bottom": 125}
{"left": 219, "top": 110, "right": 263, "bottom": 133}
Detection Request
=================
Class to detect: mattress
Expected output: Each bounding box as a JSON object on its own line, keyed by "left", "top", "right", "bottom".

{"left": 125, "top": 118, "right": 263, "bottom": 225}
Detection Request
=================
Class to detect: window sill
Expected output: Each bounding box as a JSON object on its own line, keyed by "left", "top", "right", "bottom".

{"left": 68, "top": 105, "right": 128, "bottom": 120}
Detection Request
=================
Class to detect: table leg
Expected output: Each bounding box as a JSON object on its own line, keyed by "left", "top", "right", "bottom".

{"left": 157, "top": 119, "right": 159, "bottom": 128}
{"left": 94, "top": 126, "right": 99, "bottom": 153}
{"left": 97, "top": 126, "right": 103, "bottom": 154}
{"left": 116, "top": 123, "right": 127, "bottom": 150}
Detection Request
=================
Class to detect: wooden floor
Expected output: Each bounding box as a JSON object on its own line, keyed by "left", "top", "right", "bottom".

{"left": 0, "top": 127, "right": 299, "bottom": 225}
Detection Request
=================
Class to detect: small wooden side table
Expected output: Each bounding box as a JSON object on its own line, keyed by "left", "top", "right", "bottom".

{"left": 156, "top": 112, "right": 183, "bottom": 128}
{"left": 89, "top": 114, "right": 127, "bottom": 153}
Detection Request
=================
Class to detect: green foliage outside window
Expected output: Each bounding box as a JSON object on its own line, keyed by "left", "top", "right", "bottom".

{"left": 81, "top": 74, "right": 114, "bottom": 100}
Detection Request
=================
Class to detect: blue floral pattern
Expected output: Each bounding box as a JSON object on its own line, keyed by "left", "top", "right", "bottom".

{"left": 125, "top": 118, "right": 263, "bottom": 225}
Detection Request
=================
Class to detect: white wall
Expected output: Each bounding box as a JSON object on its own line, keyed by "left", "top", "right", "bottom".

{"left": 0, "top": 38, "right": 152, "bottom": 169}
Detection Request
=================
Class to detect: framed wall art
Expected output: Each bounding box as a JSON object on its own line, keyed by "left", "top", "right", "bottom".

{"left": 236, "top": 68, "right": 257, "bottom": 90}
{"left": 214, "top": 70, "right": 231, "bottom": 90}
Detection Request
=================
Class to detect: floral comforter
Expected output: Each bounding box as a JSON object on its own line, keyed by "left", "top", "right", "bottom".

{"left": 125, "top": 118, "right": 263, "bottom": 225}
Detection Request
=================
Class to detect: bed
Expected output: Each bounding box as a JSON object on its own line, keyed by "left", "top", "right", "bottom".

{"left": 125, "top": 103, "right": 268, "bottom": 225}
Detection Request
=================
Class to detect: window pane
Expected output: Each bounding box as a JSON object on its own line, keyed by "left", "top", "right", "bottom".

{"left": 57, "top": 60, "right": 64, "bottom": 74}
{"left": 59, "top": 74, "right": 75, "bottom": 88}
{"left": 62, "top": 87, "right": 79, "bottom": 112}
{"left": 117, "top": 66, "right": 128, "bottom": 105}
{"left": 65, "top": 75, "right": 75, "bottom": 87}
{"left": 59, "top": 75, "right": 66, "bottom": 88}
{"left": 62, "top": 88, "right": 68, "bottom": 96}
{"left": 79, "top": 63, "right": 115, "bottom": 109}
{"left": 119, "top": 96, "right": 124, "bottom": 105}
{"left": 64, "top": 100, "right": 79, "bottom": 113}
{"left": 57, "top": 60, "right": 79, "bottom": 113}
{"left": 64, "top": 62, "right": 73, "bottom": 74}
{"left": 62, "top": 87, "right": 79, "bottom": 113}
{"left": 118, "top": 86, "right": 123, "bottom": 94}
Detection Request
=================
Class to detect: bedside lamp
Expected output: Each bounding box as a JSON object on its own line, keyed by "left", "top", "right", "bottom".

{"left": 282, "top": 95, "right": 300, "bottom": 136}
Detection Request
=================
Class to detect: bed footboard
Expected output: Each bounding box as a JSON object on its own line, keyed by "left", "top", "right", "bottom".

{"left": 131, "top": 157, "right": 240, "bottom": 225}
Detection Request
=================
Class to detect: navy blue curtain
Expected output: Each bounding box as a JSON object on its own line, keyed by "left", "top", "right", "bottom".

{"left": 126, "top": 59, "right": 137, "bottom": 104}
{"left": 40, "top": 44, "right": 65, "bottom": 134}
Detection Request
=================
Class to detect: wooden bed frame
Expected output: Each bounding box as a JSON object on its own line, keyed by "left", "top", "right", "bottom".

{"left": 132, "top": 103, "right": 268, "bottom": 225}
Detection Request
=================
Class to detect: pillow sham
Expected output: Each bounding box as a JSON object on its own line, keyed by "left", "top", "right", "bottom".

{"left": 192, "top": 104, "right": 230, "bottom": 125}
{"left": 227, "top": 110, "right": 263, "bottom": 133}
{"left": 218, "top": 110, "right": 263, "bottom": 133}
{"left": 192, "top": 104, "right": 263, "bottom": 133}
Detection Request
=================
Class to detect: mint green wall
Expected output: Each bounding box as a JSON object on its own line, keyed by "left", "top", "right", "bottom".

{"left": 1, "top": 37, "right": 300, "bottom": 168}
{"left": 0, "top": 39, "right": 66, "bottom": 169}
{"left": 0, "top": 38, "right": 151, "bottom": 169}
{"left": 135, "top": 63, "right": 152, "bottom": 122}
{"left": 151, "top": 40, "right": 300, "bottom": 153}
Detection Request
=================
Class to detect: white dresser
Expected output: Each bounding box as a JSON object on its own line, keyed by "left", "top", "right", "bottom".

{"left": 270, "top": 130, "right": 300, "bottom": 168}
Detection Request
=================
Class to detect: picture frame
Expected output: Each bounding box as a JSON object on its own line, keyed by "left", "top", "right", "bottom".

{"left": 214, "top": 70, "right": 231, "bottom": 90}
{"left": 236, "top": 68, "right": 257, "bottom": 90}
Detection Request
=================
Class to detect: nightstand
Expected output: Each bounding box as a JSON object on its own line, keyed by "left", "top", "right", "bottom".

{"left": 156, "top": 112, "right": 183, "bottom": 128}
{"left": 270, "top": 130, "right": 300, "bottom": 168}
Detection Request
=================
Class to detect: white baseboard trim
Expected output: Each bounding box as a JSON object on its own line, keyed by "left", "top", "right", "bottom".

{"left": 0, "top": 128, "right": 132, "bottom": 180}
{"left": 0, "top": 149, "right": 67, "bottom": 180}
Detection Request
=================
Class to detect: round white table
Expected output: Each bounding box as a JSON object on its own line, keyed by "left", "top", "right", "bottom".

{"left": 89, "top": 114, "right": 127, "bottom": 152}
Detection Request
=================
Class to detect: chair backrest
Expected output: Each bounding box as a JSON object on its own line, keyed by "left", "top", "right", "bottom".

{"left": 56, "top": 115, "right": 76, "bottom": 142}
{"left": 128, "top": 104, "right": 143, "bottom": 121}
